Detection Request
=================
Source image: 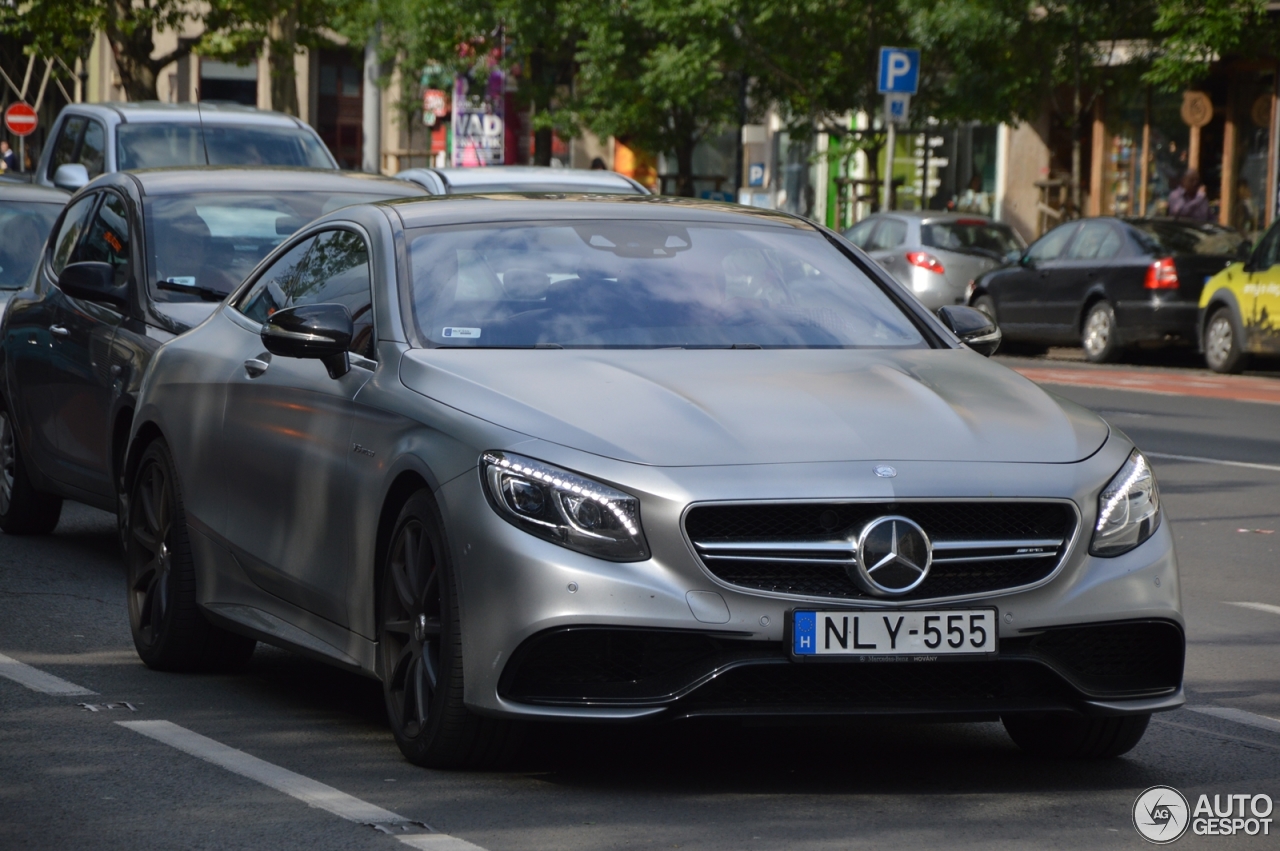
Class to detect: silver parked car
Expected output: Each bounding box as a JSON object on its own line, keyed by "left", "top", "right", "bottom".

{"left": 396, "top": 164, "right": 648, "bottom": 195}
{"left": 844, "top": 212, "right": 1025, "bottom": 311}
{"left": 122, "top": 196, "right": 1180, "bottom": 768}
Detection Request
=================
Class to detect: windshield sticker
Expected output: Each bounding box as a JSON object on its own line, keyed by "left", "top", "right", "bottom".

{"left": 442, "top": 327, "right": 482, "bottom": 339}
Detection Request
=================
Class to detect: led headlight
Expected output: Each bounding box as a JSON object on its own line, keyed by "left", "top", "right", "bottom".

{"left": 1090, "top": 449, "right": 1161, "bottom": 557}
{"left": 481, "top": 451, "right": 650, "bottom": 562}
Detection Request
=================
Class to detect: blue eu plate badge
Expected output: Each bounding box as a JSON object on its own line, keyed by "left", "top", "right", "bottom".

{"left": 793, "top": 611, "right": 817, "bottom": 655}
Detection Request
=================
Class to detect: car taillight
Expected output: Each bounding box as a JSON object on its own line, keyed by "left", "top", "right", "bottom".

{"left": 1145, "top": 257, "right": 1179, "bottom": 290}
{"left": 906, "top": 251, "right": 945, "bottom": 274}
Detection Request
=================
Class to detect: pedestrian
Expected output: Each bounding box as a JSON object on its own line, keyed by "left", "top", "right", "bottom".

{"left": 0, "top": 140, "right": 16, "bottom": 172}
{"left": 1168, "top": 169, "right": 1210, "bottom": 221}
{"left": 589, "top": 157, "right": 607, "bottom": 170}
{"left": 955, "top": 174, "right": 991, "bottom": 215}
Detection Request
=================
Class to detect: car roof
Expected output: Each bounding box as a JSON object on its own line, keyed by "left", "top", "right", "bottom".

{"left": 383, "top": 194, "right": 811, "bottom": 229}
{"left": 65, "top": 102, "right": 308, "bottom": 128}
{"left": 0, "top": 181, "right": 70, "bottom": 204}
{"left": 411, "top": 166, "right": 645, "bottom": 193}
{"left": 125, "top": 167, "right": 430, "bottom": 197}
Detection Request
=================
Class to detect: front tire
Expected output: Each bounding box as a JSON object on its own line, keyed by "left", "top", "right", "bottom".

{"left": 1082, "top": 301, "right": 1123, "bottom": 363}
{"left": 1203, "top": 306, "right": 1248, "bottom": 374}
{"left": 0, "top": 401, "right": 63, "bottom": 535}
{"left": 378, "top": 491, "right": 517, "bottom": 769}
{"left": 127, "top": 440, "right": 255, "bottom": 671}
{"left": 1003, "top": 712, "right": 1150, "bottom": 759}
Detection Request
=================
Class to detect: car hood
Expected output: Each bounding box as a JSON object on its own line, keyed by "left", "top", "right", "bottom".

{"left": 399, "top": 348, "right": 1109, "bottom": 467}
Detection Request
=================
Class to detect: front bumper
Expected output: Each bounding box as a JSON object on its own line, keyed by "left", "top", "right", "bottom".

{"left": 438, "top": 443, "right": 1183, "bottom": 722}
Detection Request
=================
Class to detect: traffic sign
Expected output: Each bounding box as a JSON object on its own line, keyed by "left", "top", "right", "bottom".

{"left": 5, "top": 103, "right": 37, "bottom": 137}
{"left": 885, "top": 93, "right": 911, "bottom": 125}
{"left": 878, "top": 48, "right": 920, "bottom": 95}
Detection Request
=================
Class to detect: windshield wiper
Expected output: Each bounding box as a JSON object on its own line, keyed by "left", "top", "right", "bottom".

{"left": 158, "top": 278, "right": 229, "bottom": 302}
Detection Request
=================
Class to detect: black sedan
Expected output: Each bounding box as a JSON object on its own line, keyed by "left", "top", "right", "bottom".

{"left": 969, "top": 217, "right": 1246, "bottom": 362}
{"left": 0, "top": 168, "right": 424, "bottom": 536}
{"left": 1, "top": 183, "right": 69, "bottom": 305}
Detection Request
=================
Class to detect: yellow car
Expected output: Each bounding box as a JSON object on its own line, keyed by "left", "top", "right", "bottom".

{"left": 1199, "top": 232, "right": 1280, "bottom": 372}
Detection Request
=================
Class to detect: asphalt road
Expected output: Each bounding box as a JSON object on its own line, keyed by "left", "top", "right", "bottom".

{"left": 2, "top": 359, "right": 1279, "bottom": 850}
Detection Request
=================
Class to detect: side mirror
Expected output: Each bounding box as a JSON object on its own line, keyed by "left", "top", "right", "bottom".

{"left": 937, "top": 305, "right": 1002, "bottom": 357}
{"left": 1019, "top": 253, "right": 1034, "bottom": 268}
{"left": 53, "top": 163, "right": 90, "bottom": 192}
{"left": 57, "top": 261, "right": 128, "bottom": 309}
{"left": 1236, "top": 240, "right": 1253, "bottom": 262}
{"left": 261, "top": 303, "right": 353, "bottom": 379}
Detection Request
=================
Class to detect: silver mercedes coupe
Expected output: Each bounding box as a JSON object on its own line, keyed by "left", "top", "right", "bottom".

{"left": 124, "top": 196, "right": 1181, "bottom": 768}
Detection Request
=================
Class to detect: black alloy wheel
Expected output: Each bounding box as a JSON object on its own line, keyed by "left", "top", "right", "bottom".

{"left": 378, "top": 491, "right": 518, "bottom": 768}
{"left": 0, "top": 401, "right": 62, "bottom": 535}
{"left": 1002, "top": 711, "right": 1150, "bottom": 759}
{"left": 127, "top": 440, "right": 255, "bottom": 671}
{"left": 1082, "top": 301, "right": 1123, "bottom": 363}
{"left": 1203, "top": 306, "right": 1248, "bottom": 374}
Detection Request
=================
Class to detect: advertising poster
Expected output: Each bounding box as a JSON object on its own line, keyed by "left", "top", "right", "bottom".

{"left": 452, "top": 68, "right": 505, "bottom": 167}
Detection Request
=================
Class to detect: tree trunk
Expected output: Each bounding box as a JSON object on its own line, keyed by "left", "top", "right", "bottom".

{"left": 675, "top": 138, "right": 696, "bottom": 197}
{"left": 534, "top": 127, "right": 553, "bottom": 166}
{"left": 105, "top": 0, "right": 161, "bottom": 101}
{"left": 268, "top": 3, "right": 300, "bottom": 116}
{"left": 1070, "top": 30, "right": 1082, "bottom": 215}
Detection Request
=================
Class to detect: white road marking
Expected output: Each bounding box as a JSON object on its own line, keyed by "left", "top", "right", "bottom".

{"left": 118, "top": 720, "right": 406, "bottom": 824}
{"left": 1187, "top": 706, "right": 1280, "bottom": 736}
{"left": 0, "top": 651, "right": 97, "bottom": 696}
{"left": 398, "top": 835, "right": 490, "bottom": 851}
{"left": 118, "top": 720, "right": 491, "bottom": 849}
{"left": 1146, "top": 452, "right": 1280, "bottom": 474}
{"left": 1226, "top": 601, "right": 1280, "bottom": 617}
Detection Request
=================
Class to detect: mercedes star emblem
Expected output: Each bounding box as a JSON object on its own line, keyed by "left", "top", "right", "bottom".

{"left": 851, "top": 515, "right": 932, "bottom": 596}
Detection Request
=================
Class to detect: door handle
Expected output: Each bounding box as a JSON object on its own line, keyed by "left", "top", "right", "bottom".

{"left": 243, "top": 358, "right": 269, "bottom": 378}
{"left": 49, "top": 324, "right": 69, "bottom": 337}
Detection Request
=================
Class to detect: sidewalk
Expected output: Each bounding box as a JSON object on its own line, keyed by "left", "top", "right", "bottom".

{"left": 1003, "top": 359, "right": 1280, "bottom": 405}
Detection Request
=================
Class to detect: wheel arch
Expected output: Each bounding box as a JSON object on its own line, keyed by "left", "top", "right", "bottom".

{"left": 123, "top": 419, "right": 166, "bottom": 498}
{"left": 1199, "top": 288, "right": 1243, "bottom": 350}
{"left": 373, "top": 469, "right": 434, "bottom": 650}
{"left": 110, "top": 405, "right": 134, "bottom": 490}
{"left": 1079, "top": 288, "right": 1111, "bottom": 333}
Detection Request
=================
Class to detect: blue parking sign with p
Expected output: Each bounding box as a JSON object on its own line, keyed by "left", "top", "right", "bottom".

{"left": 878, "top": 47, "right": 920, "bottom": 95}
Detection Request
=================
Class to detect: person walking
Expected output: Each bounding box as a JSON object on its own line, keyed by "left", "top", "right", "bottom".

{"left": 1168, "top": 169, "right": 1210, "bottom": 221}
{"left": 0, "top": 141, "right": 17, "bottom": 173}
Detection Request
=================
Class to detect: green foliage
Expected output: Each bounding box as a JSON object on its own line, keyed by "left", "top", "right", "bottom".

{"left": 1147, "top": 0, "right": 1269, "bottom": 89}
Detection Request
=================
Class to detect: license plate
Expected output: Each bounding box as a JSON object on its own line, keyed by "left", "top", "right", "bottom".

{"left": 791, "top": 609, "right": 997, "bottom": 659}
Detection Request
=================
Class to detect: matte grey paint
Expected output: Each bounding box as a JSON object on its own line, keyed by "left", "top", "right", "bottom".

{"left": 128, "top": 196, "right": 1182, "bottom": 721}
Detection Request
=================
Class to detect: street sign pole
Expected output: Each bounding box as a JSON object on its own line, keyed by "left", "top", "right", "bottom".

{"left": 876, "top": 47, "right": 920, "bottom": 214}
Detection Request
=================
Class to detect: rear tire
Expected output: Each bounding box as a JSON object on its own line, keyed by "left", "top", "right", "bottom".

{"left": 1003, "top": 712, "right": 1150, "bottom": 759}
{"left": 378, "top": 491, "right": 519, "bottom": 769}
{"left": 0, "top": 400, "right": 63, "bottom": 535}
{"left": 1082, "top": 301, "right": 1123, "bottom": 363}
{"left": 1203, "top": 306, "right": 1248, "bottom": 374}
{"left": 127, "top": 439, "right": 255, "bottom": 672}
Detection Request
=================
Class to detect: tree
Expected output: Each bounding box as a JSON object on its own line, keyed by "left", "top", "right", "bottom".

{"left": 1147, "top": 0, "right": 1272, "bottom": 89}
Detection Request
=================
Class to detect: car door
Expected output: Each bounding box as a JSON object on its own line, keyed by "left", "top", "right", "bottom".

{"left": 989, "top": 222, "right": 1079, "bottom": 332}
{"left": 1058, "top": 220, "right": 1125, "bottom": 332}
{"left": 864, "top": 217, "right": 910, "bottom": 286}
{"left": 1240, "top": 225, "right": 1280, "bottom": 353}
{"left": 218, "top": 228, "right": 376, "bottom": 627}
{"left": 43, "top": 190, "right": 131, "bottom": 496}
{"left": 3, "top": 194, "right": 98, "bottom": 478}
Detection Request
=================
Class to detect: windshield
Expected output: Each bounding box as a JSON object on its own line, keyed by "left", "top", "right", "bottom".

{"left": 0, "top": 201, "right": 63, "bottom": 289}
{"left": 921, "top": 220, "right": 1024, "bottom": 259}
{"left": 1127, "top": 220, "right": 1246, "bottom": 256}
{"left": 407, "top": 221, "right": 926, "bottom": 349}
{"left": 143, "top": 191, "right": 394, "bottom": 302}
{"left": 117, "top": 123, "right": 334, "bottom": 170}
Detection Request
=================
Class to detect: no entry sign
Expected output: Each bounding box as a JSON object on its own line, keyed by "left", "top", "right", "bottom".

{"left": 5, "top": 103, "right": 37, "bottom": 137}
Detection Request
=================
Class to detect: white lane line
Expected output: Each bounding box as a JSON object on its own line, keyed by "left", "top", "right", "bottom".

{"left": 1187, "top": 706, "right": 1280, "bottom": 736}
{"left": 118, "top": 720, "right": 406, "bottom": 825}
{"left": 1226, "top": 601, "right": 1280, "bottom": 617}
{"left": 1146, "top": 452, "right": 1280, "bottom": 474}
{"left": 0, "top": 651, "right": 97, "bottom": 696}
{"left": 398, "top": 835, "right": 490, "bottom": 851}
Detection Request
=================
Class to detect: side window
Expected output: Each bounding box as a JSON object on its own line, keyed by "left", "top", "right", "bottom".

{"left": 1026, "top": 223, "right": 1077, "bottom": 262}
{"left": 235, "top": 237, "right": 317, "bottom": 324}
{"left": 78, "top": 192, "right": 132, "bottom": 288}
{"left": 844, "top": 219, "right": 878, "bottom": 249}
{"left": 50, "top": 194, "right": 98, "bottom": 276}
{"left": 292, "top": 230, "right": 375, "bottom": 359}
{"left": 79, "top": 120, "right": 107, "bottom": 178}
{"left": 869, "top": 218, "right": 907, "bottom": 251}
{"left": 1250, "top": 224, "right": 1280, "bottom": 270}
{"left": 46, "top": 116, "right": 87, "bottom": 181}
{"left": 1066, "top": 221, "right": 1123, "bottom": 260}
